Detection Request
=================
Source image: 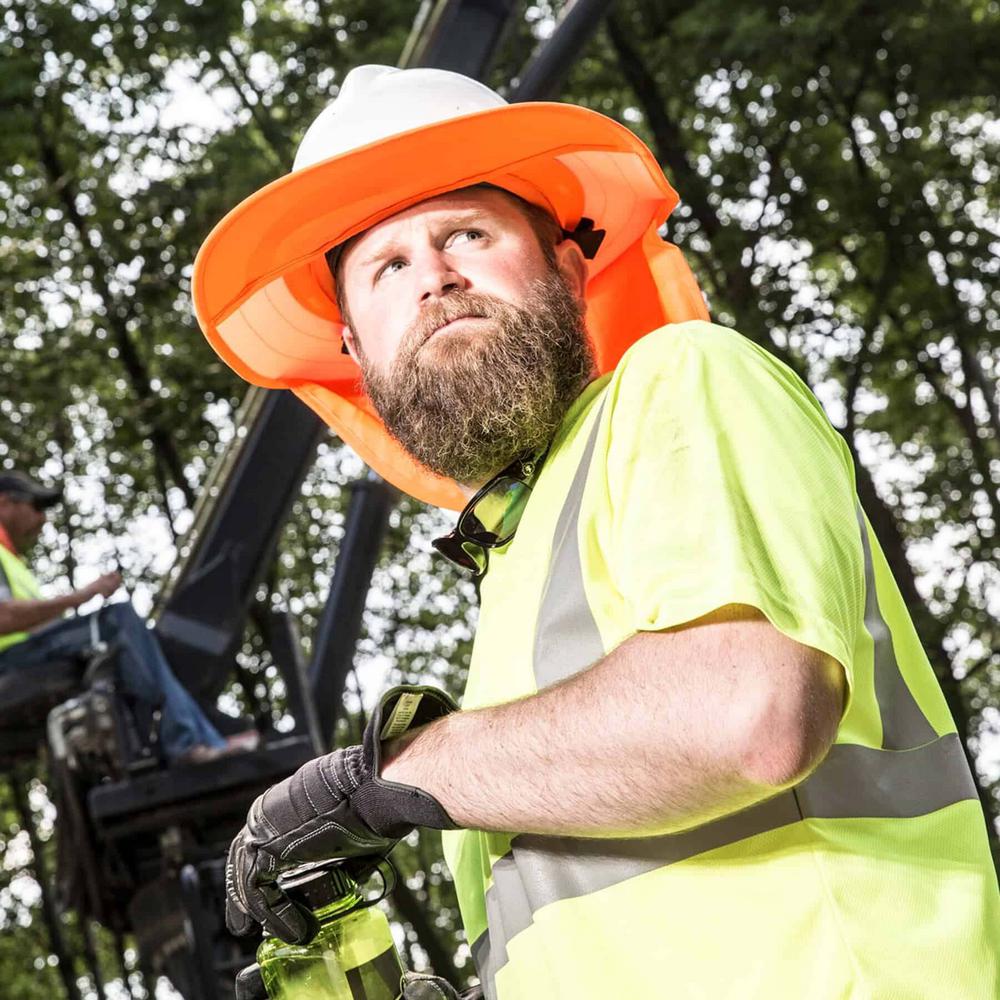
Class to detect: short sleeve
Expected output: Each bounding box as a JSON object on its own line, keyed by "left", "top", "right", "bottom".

{"left": 600, "top": 322, "right": 864, "bottom": 681}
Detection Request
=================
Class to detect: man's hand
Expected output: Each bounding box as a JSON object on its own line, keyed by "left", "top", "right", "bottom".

{"left": 79, "top": 571, "right": 121, "bottom": 601}
{"left": 226, "top": 686, "right": 458, "bottom": 943}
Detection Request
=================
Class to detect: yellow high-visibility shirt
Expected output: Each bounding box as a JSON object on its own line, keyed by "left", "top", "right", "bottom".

{"left": 0, "top": 544, "right": 42, "bottom": 654}
{"left": 443, "top": 321, "right": 1000, "bottom": 1000}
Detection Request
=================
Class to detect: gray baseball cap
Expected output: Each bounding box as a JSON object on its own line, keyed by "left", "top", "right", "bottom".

{"left": 0, "top": 471, "right": 63, "bottom": 509}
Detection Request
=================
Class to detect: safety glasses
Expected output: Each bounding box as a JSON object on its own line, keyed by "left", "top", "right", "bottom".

{"left": 432, "top": 452, "right": 543, "bottom": 578}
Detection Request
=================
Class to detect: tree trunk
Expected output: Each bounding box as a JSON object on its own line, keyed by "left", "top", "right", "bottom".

{"left": 35, "top": 111, "right": 196, "bottom": 512}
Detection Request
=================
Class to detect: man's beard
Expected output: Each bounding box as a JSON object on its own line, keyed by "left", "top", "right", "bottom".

{"left": 359, "top": 268, "right": 596, "bottom": 486}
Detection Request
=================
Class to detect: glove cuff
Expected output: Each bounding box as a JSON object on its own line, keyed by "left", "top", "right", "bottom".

{"left": 357, "top": 686, "right": 459, "bottom": 836}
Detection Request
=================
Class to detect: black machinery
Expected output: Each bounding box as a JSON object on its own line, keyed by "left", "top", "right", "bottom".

{"left": 0, "top": 1, "right": 615, "bottom": 996}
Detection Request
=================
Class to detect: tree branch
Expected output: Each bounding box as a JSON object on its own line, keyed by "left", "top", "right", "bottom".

{"left": 212, "top": 44, "right": 286, "bottom": 166}
{"left": 390, "top": 869, "right": 463, "bottom": 985}
{"left": 35, "top": 95, "right": 197, "bottom": 510}
{"left": 605, "top": 6, "right": 808, "bottom": 377}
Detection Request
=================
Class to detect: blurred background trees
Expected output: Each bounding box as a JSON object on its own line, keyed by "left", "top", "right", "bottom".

{"left": 0, "top": 0, "right": 997, "bottom": 996}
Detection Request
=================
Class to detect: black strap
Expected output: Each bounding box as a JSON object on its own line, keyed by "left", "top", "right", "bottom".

{"left": 562, "top": 217, "right": 606, "bottom": 259}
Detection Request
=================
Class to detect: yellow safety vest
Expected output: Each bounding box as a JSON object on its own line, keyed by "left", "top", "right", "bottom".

{"left": 0, "top": 544, "right": 42, "bottom": 654}
{"left": 442, "top": 321, "right": 1000, "bottom": 1000}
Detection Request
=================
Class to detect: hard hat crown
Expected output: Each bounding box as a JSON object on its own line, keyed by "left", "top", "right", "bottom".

{"left": 294, "top": 66, "right": 506, "bottom": 172}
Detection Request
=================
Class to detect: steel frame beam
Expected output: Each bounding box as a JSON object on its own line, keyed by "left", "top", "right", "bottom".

{"left": 511, "top": 0, "right": 616, "bottom": 102}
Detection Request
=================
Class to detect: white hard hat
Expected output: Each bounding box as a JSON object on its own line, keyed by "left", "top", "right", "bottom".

{"left": 294, "top": 65, "right": 506, "bottom": 170}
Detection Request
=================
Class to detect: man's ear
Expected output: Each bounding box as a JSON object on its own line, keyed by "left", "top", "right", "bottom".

{"left": 553, "top": 238, "right": 588, "bottom": 304}
{"left": 340, "top": 325, "right": 362, "bottom": 364}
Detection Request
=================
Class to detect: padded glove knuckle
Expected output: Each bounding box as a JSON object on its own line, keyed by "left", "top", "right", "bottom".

{"left": 326, "top": 745, "right": 364, "bottom": 797}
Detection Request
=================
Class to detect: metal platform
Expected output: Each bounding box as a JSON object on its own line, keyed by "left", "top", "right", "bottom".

{"left": 88, "top": 735, "right": 315, "bottom": 836}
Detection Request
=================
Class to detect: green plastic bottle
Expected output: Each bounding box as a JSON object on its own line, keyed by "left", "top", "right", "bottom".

{"left": 256, "top": 864, "right": 404, "bottom": 1000}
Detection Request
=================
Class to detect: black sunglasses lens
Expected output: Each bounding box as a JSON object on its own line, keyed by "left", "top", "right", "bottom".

{"left": 460, "top": 477, "right": 530, "bottom": 547}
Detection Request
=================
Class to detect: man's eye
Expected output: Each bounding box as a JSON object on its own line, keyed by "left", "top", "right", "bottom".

{"left": 448, "top": 229, "right": 486, "bottom": 247}
{"left": 376, "top": 259, "right": 406, "bottom": 282}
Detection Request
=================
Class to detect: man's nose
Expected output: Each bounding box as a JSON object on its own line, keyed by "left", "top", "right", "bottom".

{"left": 416, "top": 251, "right": 468, "bottom": 303}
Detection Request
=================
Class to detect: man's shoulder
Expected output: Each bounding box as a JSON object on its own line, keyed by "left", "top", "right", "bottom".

{"left": 604, "top": 321, "right": 782, "bottom": 416}
{"left": 610, "top": 320, "right": 822, "bottom": 407}
{"left": 614, "top": 320, "right": 769, "bottom": 378}
{"left": 598, "top": 320, "right": 842, "bottom": 465}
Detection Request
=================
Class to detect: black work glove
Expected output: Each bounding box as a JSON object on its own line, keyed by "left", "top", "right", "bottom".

{"left": 401, "top": 972, "right": 484, "bottom": 1000}
{"left": 226, "top": 686, "right": 458, "bottom": 943}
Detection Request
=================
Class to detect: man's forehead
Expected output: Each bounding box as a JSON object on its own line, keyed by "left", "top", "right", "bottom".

{"left": 345, "top": 188, "right": 518, "bottom": 256}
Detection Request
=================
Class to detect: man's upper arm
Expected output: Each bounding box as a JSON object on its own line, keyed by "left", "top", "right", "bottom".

{"left": 599, "top": 323, "right": 864, "bottom": 703}
{"left": 657, "top": 604, "right": 847, "bottom": 784}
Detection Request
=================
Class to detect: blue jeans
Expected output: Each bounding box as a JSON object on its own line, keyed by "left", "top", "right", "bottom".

{"left": 0, "top": 601, "right": 224, "bottom": 761}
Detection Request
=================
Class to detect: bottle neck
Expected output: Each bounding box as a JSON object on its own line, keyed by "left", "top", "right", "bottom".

{"left": 313, "top": 890, "right": 365, "bottom": 925}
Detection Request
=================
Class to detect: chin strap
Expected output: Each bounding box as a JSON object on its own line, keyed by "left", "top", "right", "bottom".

{"left": 562, "top": 217, "right": 606, "bottom": 259}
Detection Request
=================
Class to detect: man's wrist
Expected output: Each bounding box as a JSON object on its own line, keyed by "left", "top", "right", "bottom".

{"left": 362, "top": 686, "right": 460, "bottom": 832}
{"left": 379, "top": 724, "right": 431, "bottom": 785}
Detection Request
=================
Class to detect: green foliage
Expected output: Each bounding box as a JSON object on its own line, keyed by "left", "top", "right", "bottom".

{"left": 0, "top": 0, "right": 997, "bottom": 993}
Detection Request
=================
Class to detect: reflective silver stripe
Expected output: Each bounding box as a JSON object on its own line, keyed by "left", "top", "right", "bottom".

{"left": 474, "top": 732, "right": 975, "bottom": 981}
{"left": 532, "top": 402, "right": 607, "bottom": 689}
{"left": 796, "top": 732, "right": 975, "bottom": 817}
{"left": 856, "top": 507, "right": 937, "bottom": 751}
{"left": 470, "top": 931, "right": 497, "bottom": 1000}
{"left": 478, "top": 853, "right": 528, "bottom": 997}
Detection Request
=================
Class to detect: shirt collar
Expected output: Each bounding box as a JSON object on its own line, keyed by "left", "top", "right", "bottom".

{"left": 0, "top": 523, "right": 17, "bottom": 556}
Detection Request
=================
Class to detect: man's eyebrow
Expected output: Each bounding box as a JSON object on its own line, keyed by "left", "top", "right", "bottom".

{"left": 356, "top": 240, "right": 407, "bottom": 271}
{"left": 355, "top": 209, "right": 494, "bottom": 270}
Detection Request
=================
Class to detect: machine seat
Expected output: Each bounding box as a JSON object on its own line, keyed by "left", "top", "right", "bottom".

{"left": 0, "top": 657, "right": 83, "bottom": 762}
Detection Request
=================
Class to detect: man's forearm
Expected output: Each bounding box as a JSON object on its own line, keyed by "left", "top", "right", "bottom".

{"left": 381, "top": 610, "right": 844, "bottom": 838}
{"left": 0, "top": 593, "right": 84, "bottom": 635}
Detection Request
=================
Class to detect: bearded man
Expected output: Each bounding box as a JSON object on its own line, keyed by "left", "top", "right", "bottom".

{"left": 195, "top": 66, "right": 999, "bottom": 1000}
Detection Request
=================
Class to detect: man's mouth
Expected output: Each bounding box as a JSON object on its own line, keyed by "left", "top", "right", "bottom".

{"left": 423, "top": 314, "right": 488, "bottom": 343}
{"left": 435, "top": 314, "right": 485, "bottom": 335}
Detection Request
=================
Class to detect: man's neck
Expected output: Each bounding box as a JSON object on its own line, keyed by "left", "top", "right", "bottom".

{"left": 0, "top": 522, "right": 18, "bottom": 556}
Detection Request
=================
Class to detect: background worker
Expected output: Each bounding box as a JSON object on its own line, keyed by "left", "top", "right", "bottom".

{"left": 196, "top": 67, "right": 1000, "bottom": 998}
{"left": 0, "top": 470, "right": 253, "bottom": 765}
